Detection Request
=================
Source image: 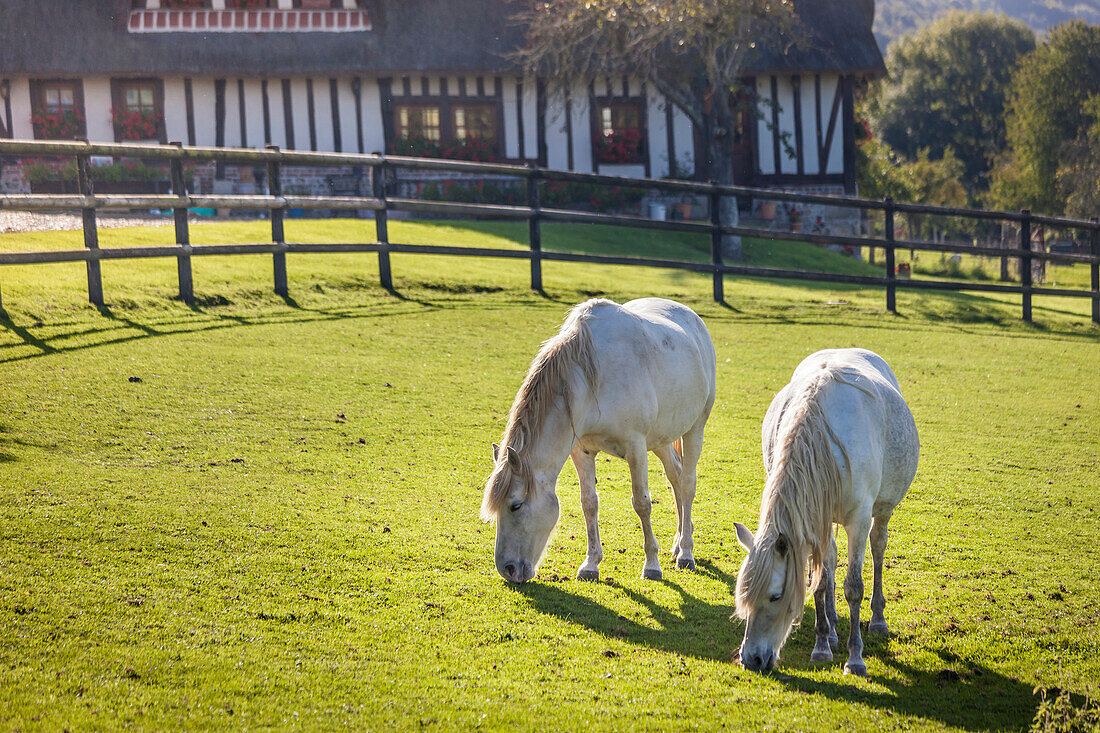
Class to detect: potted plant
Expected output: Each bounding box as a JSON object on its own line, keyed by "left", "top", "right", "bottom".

{"left": 786, "top": 204, "right": 803, "bottom": 233}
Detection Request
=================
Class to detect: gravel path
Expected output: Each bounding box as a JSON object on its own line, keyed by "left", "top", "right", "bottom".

{"left": 0, "top": 210, "right": 176, "bottom": 234}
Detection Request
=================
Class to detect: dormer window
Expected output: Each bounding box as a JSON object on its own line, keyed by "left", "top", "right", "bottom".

{"left": 128, "top": 0, "right": 370, "bottom": 32}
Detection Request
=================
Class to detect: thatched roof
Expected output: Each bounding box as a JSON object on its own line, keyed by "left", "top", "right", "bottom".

{"left": 0, "top": 0, "right": 884, "bottom": 77}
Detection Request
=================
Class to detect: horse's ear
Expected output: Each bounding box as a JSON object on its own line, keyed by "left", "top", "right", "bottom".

{"left": 775, "top": 535, "right": 788, "bottom": 556}
{"left": 734, "top": 522, "right": 755, "bottom": 552}
{"left": 506, "top": 446, "right": 522, "bottom": 472}
{"left": 492, "top": 443, "right": 500, "bottom": 462}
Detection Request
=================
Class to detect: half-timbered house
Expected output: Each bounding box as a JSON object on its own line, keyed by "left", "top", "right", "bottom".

{"left": 0, "top": 0, "right": 884, "bottom": 201}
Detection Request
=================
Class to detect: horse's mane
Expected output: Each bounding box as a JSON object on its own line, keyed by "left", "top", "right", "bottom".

{"left": 480, "top": 299, "right": 603, "bottom": 520}
{"left": 736, "top": 366, "right": 865, "bottom": 621}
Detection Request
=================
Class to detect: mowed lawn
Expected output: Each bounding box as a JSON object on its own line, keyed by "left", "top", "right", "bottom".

{"left": 0, "top": 218, "right": 1098, "bottom": 730}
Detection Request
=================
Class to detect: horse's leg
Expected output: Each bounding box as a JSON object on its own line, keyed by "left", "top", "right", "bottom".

{"left": 673, "top": 423, "right": 705, "bottom": 571}
{"left": 652, "top": 441, "right": 684, "bottom": 562}
{"left": 810, "top": 557, "right": 834, "bottom": 662}
{"left": 842, "top": 515, "right": 872, "bottom": 676}
{"left": 811, "top": 533, "right": 839, "bottom": 661}
{"left": 826, "top": 533, "right": 840, "bottom": 648}
{"left": 868, "top": 513, "right": 891, "bottom": 634}
{"left": 571, "top": 446, "right": 602, "bottom": 582}
{"left": 626, "top": 442, "right": 662, "bottom": 580}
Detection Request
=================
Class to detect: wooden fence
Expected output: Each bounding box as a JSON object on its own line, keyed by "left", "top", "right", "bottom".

{"left": 0, "top": 139, "right": 1098, "bottom": 325}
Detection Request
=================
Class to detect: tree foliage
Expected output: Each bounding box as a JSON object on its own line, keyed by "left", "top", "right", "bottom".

{"left": 868, "top": 11, "right": 1034, "bottom": 195}
{"left": 988, "top": 21, "right": 1100, "bottom": 216}
{"left": 510, "top": 0, "right": 803, "bottom": 259}
{"left": 509, "top": 0, "right": 799, "bottom": 184}
{"left": 873, "top": 0, "right": 1100, "bottom": 50}
{"left": 1054, "top": 96, "right": 1100, "bottom": 221}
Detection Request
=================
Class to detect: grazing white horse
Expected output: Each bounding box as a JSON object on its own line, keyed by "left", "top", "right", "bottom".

{"left": 481, "top": 297, "right": 716, "bottom": 583}
{"left": 734, "top": 348, "right": 918, "bottom": 675}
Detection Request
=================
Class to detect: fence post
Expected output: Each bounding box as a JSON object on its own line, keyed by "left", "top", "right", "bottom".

{"left": 709, "top": 184, "right": 724, "bottom": 303}
{"left": 527, "top": 163, "right": 542, "bottom": 293}
{"left": 884, "top": 198, "right": 896, "bottom": 313}
{"left": 169, "top": 141, "right": 193, "bottom": 304}
{"left": 1019, "top": 209, "right": 1032, "bottom": 322}
{"left": 76, "top": 152, "right": 103, "bottom": 306}
{"left": 266, "top": 145, "right": 288, "bottom": 297}
{"left": 1091, "top": 217, "right": 1099, "bottom": 325}
{"left": 371, "top": 156, "right": 393, "bottom": 291}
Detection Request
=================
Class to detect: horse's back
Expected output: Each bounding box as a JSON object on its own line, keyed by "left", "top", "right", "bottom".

{"left": 578, "top": 298, "right": 716, "bottom": 446}
{"left": 766, "top": 348, "right": 918, "bottom": 515}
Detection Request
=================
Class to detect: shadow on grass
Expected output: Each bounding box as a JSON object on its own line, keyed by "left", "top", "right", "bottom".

{"left": 778, "top": 636, "right": 1039, "bottom": 731}
{"left": 1, "top": 270, "right": 1096, "bottom": 365}
{"left": 519, "top": 558, "right": 1038, "bottom": 731}
{"left": 513, "top": 558, "right": 740, "bottom": 664}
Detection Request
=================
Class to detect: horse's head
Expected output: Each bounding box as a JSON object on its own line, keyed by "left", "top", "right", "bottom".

{"left": 733, "top": 521, "right": 805, "bottom": 673}
{"left": 481, "top": 443, "right": 560, "bottom": 584}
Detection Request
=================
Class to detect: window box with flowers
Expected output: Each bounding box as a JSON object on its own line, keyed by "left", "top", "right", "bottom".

{"left": 391, "top": 135, "right": 498, "bottom": 162}
{"left": 595, "top": 128, "right": 644, "bottom": 165}
{"left": 112, "top": 106, "right": 164, "bottom": 143}
{"left": 30, "top": 109, "right": 85, "bottom": 140}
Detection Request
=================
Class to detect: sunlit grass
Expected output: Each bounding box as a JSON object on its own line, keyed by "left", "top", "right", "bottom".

{"left": 0, "top": 219, "right": 1098, "bottom": 730}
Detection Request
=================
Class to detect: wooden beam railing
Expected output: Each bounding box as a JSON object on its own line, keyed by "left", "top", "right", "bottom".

{"left": 0, "top": 138, "right": 1097, "bottom": 325}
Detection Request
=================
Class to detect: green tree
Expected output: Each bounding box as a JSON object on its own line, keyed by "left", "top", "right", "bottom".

{"left": 989, "top": 21, "right": 1100, "bottom": 216}
{"left": 869, "top": 11, "right": 1035, "bottom": 196}
{"left": 1055, "top": 96, "right": 1100, "bottom": 220}
{"left": 509, "top": 0, "right": 801, "bottom": 260}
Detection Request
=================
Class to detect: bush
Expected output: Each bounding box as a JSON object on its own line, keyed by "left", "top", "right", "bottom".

{"left": 417, "top": 178, "right": 645, "bottom": 213}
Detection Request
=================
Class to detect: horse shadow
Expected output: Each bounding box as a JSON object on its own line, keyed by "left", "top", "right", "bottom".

{"left": 515, "top": 559, "right": 1039, "bottom": 731}
{"left": 513, "top": 558, "right": 740, "bottom": 663}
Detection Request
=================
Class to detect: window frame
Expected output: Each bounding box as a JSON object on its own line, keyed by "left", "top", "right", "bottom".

{"left": 110, "top": 78, "right": 166, "bottom": 143}
{"left": 389, "top": 96, "right": 504, "bottom": 161}
{"left": 394, "top": 102, "right": 443, "bottom": 143}
{"left": 592, "top": 97, "right": 646, "bottom": 166}
{"left": 29, "top": 79, "right": 86, "bottom": 140}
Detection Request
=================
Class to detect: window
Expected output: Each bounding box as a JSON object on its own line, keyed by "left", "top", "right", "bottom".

{"left": 453, "top": 105, "right": 496, "bottom": 141}
{"left": 595, "top": 101, "right": 644, "bottom": 165}
{"left": 111, "top": 79, "right": 165, "bottom": 142}
{"left": 29, "top": 80, "right": 85, "bottom": 140}
{"left": 396, "top": 105, "right": 441, "bottom": 142}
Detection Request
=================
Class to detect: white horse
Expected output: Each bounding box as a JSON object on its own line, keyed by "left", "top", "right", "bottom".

{"left": 734, "top": 348, "right": 918, "bottom": 675}
{"left": 481, "top": 297, "right": 716, "bottom": 583}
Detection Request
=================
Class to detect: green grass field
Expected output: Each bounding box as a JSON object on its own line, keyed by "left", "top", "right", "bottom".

{"left": 1, "top": 218, "right": 1098, "bottom": 730}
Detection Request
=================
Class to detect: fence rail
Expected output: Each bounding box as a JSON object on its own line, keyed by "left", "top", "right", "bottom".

{"left": 0, "top": 138, "right": 1098, "bottom": 325}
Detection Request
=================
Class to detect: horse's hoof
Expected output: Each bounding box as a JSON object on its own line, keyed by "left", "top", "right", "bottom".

{"left": 642, "top": 568, "right": 663, "bottom": 581}
{"left": 828, "top": 633, "right": 839, "bottom": 648}
{"left": 844, "top": 662, "right": 868, "bottom": 677}
{"left": 576, "top": 569, "right": 600, "bottom": 582}
{"left": 868, "top": 621, "right": 889, "bottom": 635}
{"left": 676, "top": 557, "right": 696, "bottom": 571}
{"left": 810, "top": 648, "right": 833, "bottom": 663}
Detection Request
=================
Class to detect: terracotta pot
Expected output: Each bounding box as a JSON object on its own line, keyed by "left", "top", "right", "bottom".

{"left": 760, "top": 201, "right": 776, "bottom": 220}
{"left": 672, "top": 202, "right": 693, "bottom": 220}
{"left": 790, "top": 221, "right": 802, "bottom": 233}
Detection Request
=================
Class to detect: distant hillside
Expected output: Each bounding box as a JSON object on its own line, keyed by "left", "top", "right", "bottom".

{"left": 874, "top": 0, "right": 1100, "bottom": 48}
